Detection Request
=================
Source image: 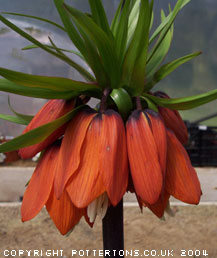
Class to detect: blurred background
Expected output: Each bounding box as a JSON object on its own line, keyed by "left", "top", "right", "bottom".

{"left": 0, "top": 0, "right": 217, "bottom": 137}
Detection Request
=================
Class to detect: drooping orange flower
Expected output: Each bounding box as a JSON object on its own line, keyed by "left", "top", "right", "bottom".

{"left": 21, "top": 142, "right": 85, "bottom": 235}
{"left": 126, "top": 108, "right": 202, "bottom": 218}
{"left": 154, "top": 91, "right": 188, "bottom": 145}
{"left": 165, "top": 129, "right": 202, "bottom": 204}
{"left": 55, "top": 108, "right": 129, "bottom": 221}
{"left": 19, "top": 99, "right": 76, "bottom": 159}
{"left": 20, "top": 96, "right": 201, "bottom": 232}
{"left": 126, "top": 110, "right": 164, "bottom": 205}
{"left": 21, "top": 105, "right": 129, "bottom": 233}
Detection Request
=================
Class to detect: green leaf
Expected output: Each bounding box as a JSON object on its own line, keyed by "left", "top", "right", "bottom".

{"left": 22, "top": 44, "right": 84, "bottom": 60}
{"left": 140, "top": 96, "right": 158, "bottom": 112}
{"left": 0, "top": 79, "right": 77, "bottom": 99}
{"left": 149, "top": 0, "right": 190, "bottom": 45}
{"left": 148, "top": 0, "right": 189, "bottom": 63}
{"left": 122, "top": 0, "right": 152, "bottom": 95}
{"left": 2, "top": 12, "right": 65, "bottom": 31}
{"left": 110, "top": 88, "right": 133, "bottom": 121}
{"left": 54, "top": 0, "right": 105, "bottom": 85}
{"left": 146, "top": 9, "right": 174, "bottom": 80}
{"left": 0, "top": 67, "right": 100, "bottom": 92}
{"left": 64, "top": 3, "right": 120, "bottom": 89}
{"left": 88, "top": 0, "right": 112, "bottom": 38}
{"left": 143, "top": 90, "right": 217, "bottom": 110}
{"left": 55, "top": 1, "right": 111, "bottom": 87}
{"left": 74, "top": 26, "right": 109, "bottom": 88}
{"left": 127, "top": 0, "right": 140, "bottom": 44}
{"left": 53, "top": 0, "right": 86, "bottom": 54}
{"left": 0, "top": 113, "right": 29, "bottom": 125}
{"left": 8, "top": 97, "right": 33, "bottom": 124}
{"left": 0, "top": 14, "right": 94, "bottom": 81}
{"left": 0, "top": 105, "right": 84, "bottom": 153}
{"left": 146, "top": 52, "right": 201, "bottom": 90}
{"left": 114, "top": 0, "right": 132, "bottom": 64}
{"left": 111, "top": 0, "right": 123, "bottom": 35}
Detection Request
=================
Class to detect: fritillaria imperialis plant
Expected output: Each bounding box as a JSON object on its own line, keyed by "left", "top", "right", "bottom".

{"left": 0, "top": 0, "right": 217, "bottom": 237}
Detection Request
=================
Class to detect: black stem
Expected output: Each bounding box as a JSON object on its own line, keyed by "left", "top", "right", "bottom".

{"left": 100, "top": 88, "right": 111, "bottom": 112}
{"left": 102, "top": 199, "right": 124, "bottom": 258}
{"left": 136, "top": 96, "right": 142, "bottom": 110}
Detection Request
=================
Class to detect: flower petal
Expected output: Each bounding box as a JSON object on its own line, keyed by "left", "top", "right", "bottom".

{"left": 147, "top": 191, "right": 170, "bottom": 218}
{"left": 165, "top": 129, "right": 202, "bottom": 204}
{"left": 126, "top": 110, "right": 163, "bottom": 205}
{"left": 159, "top": 107, "right": 188, "bottom": 145}
{"left": 99, "top": 110, "right": 129, "bottom": 206}
{"left": 146, "top": 109, "right": 167, "bottom": 175}
{"left": 19, "top": 99, "right": 75, "bottom": 159}
{"left": 21, "top": 143, "right": 60, "bottom": 222}
{"left": 67, "top": 114, "right": 106, "bottom": 208}
{"left": 54, "top": 108, "right": 96, "bottom": 199}
{"left": 154, "top": 91, "right": 188, "bottom": 145}
{"left": 46, "top": 188, "right": 84, "bottom": 235}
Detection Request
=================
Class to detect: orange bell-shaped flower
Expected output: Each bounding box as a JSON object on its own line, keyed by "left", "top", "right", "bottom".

{"left": 154, "top": 91, "right": 188, "bottom": 145}
{"left": 55, "top": 108, "right": 128, "bottom": 210}
{"left": 21, "top": 143, "right": 85, "bottom": 235}
{"left": 19, "top": 99, "right": 75, "bottom": 159}
{"left": 126, "top": 110, "right": 164, "bottom": 205}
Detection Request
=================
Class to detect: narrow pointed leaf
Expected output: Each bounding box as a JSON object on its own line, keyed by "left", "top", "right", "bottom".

{"left": 0, "top": 67, "right": 99, "bottom": 92}
{"left": 46, "top": 36, "right": 91, "bottom": 77}
{"left": 2, "top": 12, "right": 65, "bottom": 31}
{"left": 122, "top": 0, "right": 151, "bottom": 95}
{"left": 127, "top": 0, "right": 140, "bottom": 44}
{"left": 146, "top": 52, "right": 201, "bottom": 90}
{"left": 0, "top": 105, "right": 84, "bottom": 153}
{"left": 149, "top": 0, "right": 190, "bottom": 44}
{"left": 146, "top": 9, "right": 174, "bottom": 79}
{"left": 0, "top": 14, "right": 94, "bottom": 81}
{"left": 140, "top": 96, "right": 158, "bottom": 112}
{"left": 8, "top": 97, "right": 33, "bottom": 124}
{"left": 53, "top": 0, "right": 86, "bottom": 54}
{"left": 0, "top": 113, "right": 29, "bottom": 125}
{"left": 88, "top": 0, "right": 112, "bottom": 38}
{"left": 111, "top": 0, "right": 123, "bottom": 34}
{"left": 22, "top": 44, "right": 84, "bottom": 60}
{"left": 54, "top": 0, "right": 106, "bottom": 85}
{"left": 148, "top": 0, "right": 189, "bottom": 63}
{"left": 64, "top": 4, "right": 120, "bottom": 89}
{"left": 143, "top": 90, "right": 217, "bottom": 110}
{"left": 114, "top": 0, "right": 132, "bottom": 63}
{"left": 74, "top": 21, "right": 109, "bottom": 88}
{"left": 0, "top": 79, "right": 77, "bottom": 99}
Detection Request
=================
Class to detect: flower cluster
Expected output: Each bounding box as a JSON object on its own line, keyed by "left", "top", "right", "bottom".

{"left": 20, "top": 92, "right": 201, "bottom": 235}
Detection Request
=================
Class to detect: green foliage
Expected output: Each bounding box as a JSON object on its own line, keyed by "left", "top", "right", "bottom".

{"left": 110, "top": 88, "right": 133, "bottom": 120}
{"left": 144, "top": 90, "right": 217, "bottom": 110}
{"left": 0, "top": 0, "right": 216, "bottom": 142}
{"left": 0, "top": 105, "right": 84, "bottom": 152}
